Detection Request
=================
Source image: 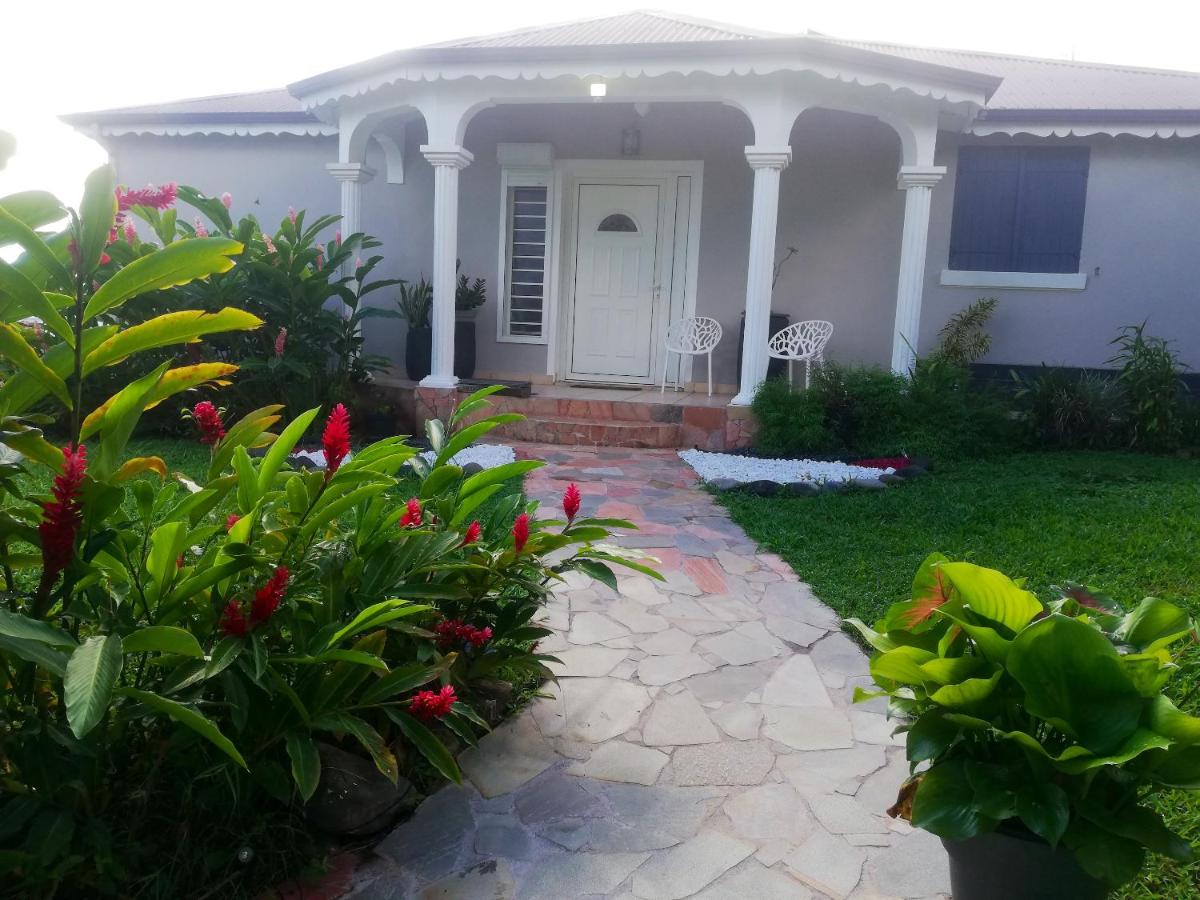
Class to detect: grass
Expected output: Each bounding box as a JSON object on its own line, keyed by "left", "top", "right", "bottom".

{"left": 716, "top": 451, "right": 1200, "bottom": 898}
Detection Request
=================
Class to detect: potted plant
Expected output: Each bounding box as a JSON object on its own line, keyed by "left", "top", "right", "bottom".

{"left": 849, "top": 553, "right": 1200, "bottom": 899}
{"left": 454, "top": 261, "right": 486, "bottom": 380}
{"left": 399, "top": 276, "right": 433, "bottom": 381}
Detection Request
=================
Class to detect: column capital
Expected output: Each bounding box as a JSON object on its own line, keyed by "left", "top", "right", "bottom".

{"left": 744, "top": 146, "right": 792, "bottom": 170}
{"left": 897, "top": 165, "right": 947, "bottom": 190}
{"left": 421, "top": 144, "right": 474, "bottom": 168}
{"left": 325, "top": 161, "right": 375, "bottom": 183}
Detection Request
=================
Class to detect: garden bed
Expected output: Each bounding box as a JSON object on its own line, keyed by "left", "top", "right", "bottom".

{"left": 678, "top": 448, "right": 928, "bottom": 493}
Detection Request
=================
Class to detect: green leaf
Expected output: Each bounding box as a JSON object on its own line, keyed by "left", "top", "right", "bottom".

{"left": 911, "top": 758, "right": 996, "bottom": 841}
{"left": 0, "top": 633, "right": 69, "bottom": 675}
{"left": 1117, "top": 597, "right": 1194, "bottom": 653}
{"left": 83, "top": 307, "right": 263, "bottom": 374}
{"left": 420, "top": 464, "right": 464, "bottom": 500}
{"left": 257, "top": 406, "right": 319, "bottom": 494}
{"left": 146, "top": 521, "right": 188, "bottom": 598}
{"left": 0, "top": 607, "right": 76, "bottom": 648}
{"left": 435, "top": 414, "right": 523, "bottom": 467}
{"left": 0, "top": 260, "right": 73, "bottom": 344}
{"left": 907, "top": 711, "right": 960, "bottom": 763}
{"left": 871, "top": 645, "right": 937, "bottom": 685}
{"left": 83, "top": 237, "right": 242, "bottom": 321}
{"left": 121, "top": 626, "right": 204, "bottom": 659}
{"left": 1007, "top": 614, "right": 1144, "bottom": 755}
{"left": 76, "top": 165, "right": 116, "bottom": 275}
{"left": 64, "top": 634, "right": 123, "bottom": 738}
{"left": 1147, "top": 695, "right": 1200, "bottom": 745}
{"left": 1016, "top": 781, "right": 1070, "bottom": 847}
{"left": 0, "top": 323, "right": 71, "bottom": 408}
{"left": 359, "top": 658, "right": 452, "bottom": 705}
{"left": 1064, "top": 818, "right": 1146, "bottom": 887}
{"left": 92, "top": 362, "right": 169, "bottom": 479}
{"left": 286, "top": 732, "right": 321, "bottom": 802}
{"left": 459, "top": 460, "right": 542, "bottom": 498}
{"left": 118, "top": 687, "right": 247, "bottom": 769}
{"left": 0, "top": 202, "right": 68, "bottom": 286}
{"left": 205, "top": 636, "right": 243, "bottom": 679}
{"left": 314, "top": 712, "right": 397, "bottom": 783}
{"left": 938, "top": 561, "right": 1044, "bottom": 633}
{"left": 928, "top": 668, "right": 1003, "bottom": 708}
{"left": 386, "top": 708, "right": 461, "bottom": 784}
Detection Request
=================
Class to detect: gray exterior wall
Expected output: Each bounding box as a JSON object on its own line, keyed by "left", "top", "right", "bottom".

{"left": 104, "top": 113, "right": 1200, "bottom": 385}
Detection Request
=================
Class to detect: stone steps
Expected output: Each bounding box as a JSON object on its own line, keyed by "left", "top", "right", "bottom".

{"left": 492, "top": 414, "right": 681, "bottom": 448}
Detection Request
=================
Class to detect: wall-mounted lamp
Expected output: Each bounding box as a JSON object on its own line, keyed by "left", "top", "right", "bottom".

{"left": 589, "top": 82, "right": 607, "bottom": 98}
{"left": 621, "top": 125, "right": 641, "bottom": 157}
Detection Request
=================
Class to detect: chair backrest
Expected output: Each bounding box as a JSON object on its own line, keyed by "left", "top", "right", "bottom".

{"left": 767, "top": 320, "right": 833, "bottom": 359}
{"left": 665, "top": 316, "right": 723, "bottom": 354}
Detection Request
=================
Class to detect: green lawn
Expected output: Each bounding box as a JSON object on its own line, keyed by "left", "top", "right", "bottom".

{"left": 717, "top": 451, "right": 1200, "bottom": 898}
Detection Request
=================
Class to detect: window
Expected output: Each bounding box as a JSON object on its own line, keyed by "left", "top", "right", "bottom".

{"left": 597, "top": 213, "right": 638, "bottom": 233}
{"left": 502, "top": 184, "right": 550, "bottom": 339}
{"left": 948, "top": 146, "right": 1089, "bottom": 274}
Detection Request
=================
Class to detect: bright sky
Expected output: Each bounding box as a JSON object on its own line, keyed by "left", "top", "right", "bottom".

{"left": 3, "top": 0, "right": 1198, "bottom": 207}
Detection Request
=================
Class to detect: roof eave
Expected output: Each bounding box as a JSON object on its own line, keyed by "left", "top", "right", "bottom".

{"left": 287, "top": 35, "right": 1003, "bottom": 103}
{"left": 979, "top": 107, "right": 1200, "bottom": 123}
{"left": 60, "top": 110, "right": 319, "bottom": 127}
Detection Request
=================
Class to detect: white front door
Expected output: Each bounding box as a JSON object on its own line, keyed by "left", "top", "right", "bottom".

{"left": 569, "top": 183, "right": 661, "bottom": 380}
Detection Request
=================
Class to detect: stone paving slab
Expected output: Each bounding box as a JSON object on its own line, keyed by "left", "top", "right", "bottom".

{"left": 350, "top": 444, "right": 948, "bottom": 900}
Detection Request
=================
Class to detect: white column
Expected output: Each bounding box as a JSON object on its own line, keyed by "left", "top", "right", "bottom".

{"left": 890, "top": 165, "right": 946, "bottom": 375}
{"left": 731, "top": 146, "right": 791, "bottom": 406}
{"left": 325, "top": 161, "right": 374, "bottom": 242}
{"left": 419, "top": 144, "right": 473, "bottom": 389}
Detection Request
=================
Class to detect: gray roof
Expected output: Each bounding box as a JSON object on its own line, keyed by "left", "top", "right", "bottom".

{"left": 63, "top": 11, "right": 1200, "bottom": 127}
{"left": 422, "top": 10, "right": 778, "bottom": 47}
{"left": 60, "top": 88, "right": 315, "bottom": 125}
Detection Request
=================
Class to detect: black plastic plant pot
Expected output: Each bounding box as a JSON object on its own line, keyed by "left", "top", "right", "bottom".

{"left": 943, "top": 829, "right": 1108, "bottom": 900}
{"left": 405, "top": 326, "right": 432, "bottom": 382}
{"left": 454, "top": 320, "right": 476, "bottom": 380}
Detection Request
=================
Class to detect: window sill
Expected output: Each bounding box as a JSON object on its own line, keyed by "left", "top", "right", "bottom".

{"left": 940, "top": 269, "right": 1088, "bottom": 291}
{"left": 497, "top": 334, "right": 548, "bottom": 346}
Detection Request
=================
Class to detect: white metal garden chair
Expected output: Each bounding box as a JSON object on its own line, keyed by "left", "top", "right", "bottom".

{"left": 661, "top": 316, "right": 723, "bottom": 396}
{"left": 767, "top": 319, "right": 834, "bottom": 389}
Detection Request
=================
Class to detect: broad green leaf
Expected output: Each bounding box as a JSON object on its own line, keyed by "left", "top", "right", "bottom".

{"left": 1, "top": 426, "right": 64, "bottom": 469}
{"left": 1147, "top": 695, "right": 1200, "bottom": 745}
{"left": 449, "top": 384, "right": 507, "bottom": 427}
{"left": 0, "top": 634, "right": 69, "bottom": 675}
{"left": 911, "top": 758, "right": 995, "bottom": 841}
{"left": 146, "top": 521, "right": 188, "bottom": 597}
{"left": 1117, "top": 597, "right": 1194, "bottom": 653}
{"left": 844, "top": 617, "right": 899, "bottom": 653}
{"left": 92, "top": 362, "right": 169, "bottom": 479}
{"left": 1016, "top": 781, "right": 1070, "bottom": 847}
{"left": 118, "top": 687, "right": 247, "bottom": 769}
{"left": 0, "top": 260, "right": 73, "bottom": 344}
{"left": 114, "top": 456, "right": 167, "bottom": 482}
{"left": 386, "top": 708, "right": 461, "bottom": 784}
{"left": 871, "top": 645, "right": 937, "bottom": 686}
{"left": 1065, "top": 818, "right": 1146, "bottom": 888}
{"left": 65, "top": 634, "right": 123, "bottom": 738}
{"left": 1008, "top": 614, "right": 1144, "bottom": 755}
{"left": 420, "top": 464, "right": 463, "bottom": 500}
{"left": 929, "top": 668, "right": 1003, "bottom": 708}
{"left": 81, "top": 362, "right": 239, "bottom": 440}
{"left": 907, "top": 711, "right": 960, "bottom": 762}
{"left": 76, "top": 165, "right": 116, "bottom": 275}
{"left": 257, "top": 406, "right": 319, "bottom": 494}
{"left": 0, "top": 607, "right": 76, "bottom": 648}
{"left": 315, "top": 712, "right": 397, "bottom": 783}
{"left": 233, "top": 446, "right": 259, "bottom": 512}
{"left": 122, "top": 626, "right": 204, "bottom": 659}
{"left": 459, "top": 460, "right": 542, "bottom": 498}
{"left": 0, "top": 324, "right": 115, "bottom": 415}
{"left": 435, "top": 414, "right": 522, "bottom": 467}
{"left": 0, "top": 323, "right": 71, "bottom": 408}
{"left": 83, "top": 307, "right": 263, "bottom": 374}
{"left": 359, "top": 658, "right": 453, "bottom": 705}
{"left": 0, "top": 190, "right": 64, "bottom": 232}
{"left": 83, "top": 237, "right": 242, "bottom": 321}
{"left": 286, "top": 732, "right": 321, "bottom": 802}
{"left": 0, "top": 202, "right": 68, "bottom": 286}
{"left": 938, "top": 561, "right": 1043, "bottom": 633}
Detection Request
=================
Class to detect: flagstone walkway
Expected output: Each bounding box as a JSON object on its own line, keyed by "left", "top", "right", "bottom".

{"left": 349, "top": 444, "right": 948, "bottom": 900}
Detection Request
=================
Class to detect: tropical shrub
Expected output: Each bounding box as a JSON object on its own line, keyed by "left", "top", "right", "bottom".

{"left": 1109, "top": 322, "right": 1189, "bottom": 451}
{"left": 0, "top": 172, "right": 659, "bottom": 896}
{"left": 929, "top": 297, "right": 998, "bottom": 366}
{"left": 850, "top": 554, "right": 1200, "bottom": 889}
{"left": 398, "top": 277, "right": 433, "bottom": 329}
{"left": 1013, "top": 366, "right": 1128, "bottom": 448}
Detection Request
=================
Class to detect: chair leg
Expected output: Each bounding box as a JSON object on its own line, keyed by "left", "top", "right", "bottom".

{"left": 787, "top": 359, "right": 793, "bottom": 391}
{"left": 707, "top": 352, "right": 713, "bottom": 397}
{"left": 804, "top": 359, "right": 812, "bottom": 390}
{"left": 661, "top": 351, "right": 669, "bottom": 393}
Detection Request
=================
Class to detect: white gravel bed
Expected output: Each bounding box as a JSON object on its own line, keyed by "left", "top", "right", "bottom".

{"left": 420, "top": 443, "right": 515, "bottom": 469}
{"left": 678, "top": 448, "right": 895, "bottom": 485}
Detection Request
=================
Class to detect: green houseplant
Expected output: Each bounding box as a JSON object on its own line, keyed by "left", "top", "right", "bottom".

{"left": 453, "top": 262, "right": 486, "bottom": 380}
{"left": 849, "top": 554, "right": 1200, "bottom": 898}
{"left": 398, "top": 277, "right": 433, "bottom": 381}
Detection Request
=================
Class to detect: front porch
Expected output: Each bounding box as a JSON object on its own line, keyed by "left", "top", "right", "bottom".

{"left": 384, "top": 379, "right": 754, "bottom": 450}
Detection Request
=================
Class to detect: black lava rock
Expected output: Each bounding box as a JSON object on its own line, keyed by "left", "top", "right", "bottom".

{"left": 784, "top": 481, "right": 822, "bottom": 497}
{"left": 708, "top": 477, "right": 742, "bottom": 491}
{"left": 893, "top": 465, "right": 929, "bottom": 480}
{"left": 747, "top": 479, "right": 780, "bottom": 497}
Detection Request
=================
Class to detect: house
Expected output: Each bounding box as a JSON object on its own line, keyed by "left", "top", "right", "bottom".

{"left": 63, "top": 11, "right": 1200, "bottom": 446}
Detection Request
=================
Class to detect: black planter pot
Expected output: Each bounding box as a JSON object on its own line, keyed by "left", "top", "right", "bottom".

{"left": 405, "top": 326, "right": 432, "bottom": 381}
{"left": 454, "top": 319, "right": 476, "bottom": 380}
{"left": 943, "top": 829, "right": 1108, "bottom": 900}
{"left": 404, "top": 323, "right": 476, "bottom": 381}
{"left": 736, "top": 311, "right": 790, "bottom": 390}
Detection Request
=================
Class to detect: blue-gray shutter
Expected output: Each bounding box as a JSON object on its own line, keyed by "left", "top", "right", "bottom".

{"left": 1013, "top": 147, "right": 1089, "bottom": 273}
{"left": 948, "top": 147, "right": 1021, "bottom": 271}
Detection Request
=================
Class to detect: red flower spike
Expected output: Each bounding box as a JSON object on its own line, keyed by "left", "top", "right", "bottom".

{"left": 192, "top": 401, "right": 225, "bottom": 445}
{"left": 219, "top": 600, "right": 250, "bottom": 637}
{"left": 512, "top": 513, "right": 530, "bottom": 554}
{"left": 399, "top": 497, "right": 422, "bottom": 528}
{"left": 226, "top": 513, "right": 240, "bottom": 531}
{"left": 250, "top": 567, "right": 289, "bottom": 625}
{"left": 563, "top": 483, "right": 581, "bottom": 522}
{"left": 38, "top": 445, "right": 87, "bottom": 585}
{"left": 322, "top": 404, "right": 351, "bottom": 476}
{"left": 409, "top": 685, "right": 457, "bottom": 721}
{"left": 462, "top": 520, "right": 481, "bottom": 546}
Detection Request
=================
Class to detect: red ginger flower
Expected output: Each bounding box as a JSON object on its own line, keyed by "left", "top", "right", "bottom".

{"left": 462, "top": 520, "right": 481, "bottom": 546}
{"left": 251, "top": 566, "right": 289, "bottom": 625}
{"left": 226, "top": 513, "right": 240, "bottom": 531}
{"left": 410, "top": 685, "right": 457, "bottom": 721}
{"left": 219, "top": 599, "right": 250, "bottom": 637}
{"left": 399, "top": 497, "right": 422, "bottom": 528}
{"left": 563, "top": 483, "right": 581, "bottom": 522}
{"left": 38, "top": 445, "right": 87, "bottom": 585}
{"left": 512, "top": 513, "right": 530, "bottom": 554}
{"left": 435, "top": 619, "right": 493, "bottom": 649}
{"left": 322, "top": 404, "right": 351, "bottom": 476}
{"left": 192, "top": 401, "right": 225, "bottom": 445}
{"left": 117, "top": 183, "right": 177, "bottom": 212}
{"left": 274, "top": 327, "right": 287, "bottom": 357}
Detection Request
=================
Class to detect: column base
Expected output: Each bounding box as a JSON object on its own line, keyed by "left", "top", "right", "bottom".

{"left": 419, "top": 374, "right": 459, "bottom": 390}
{"left": 729, "top": 389, "right": 755, "bottom": 408}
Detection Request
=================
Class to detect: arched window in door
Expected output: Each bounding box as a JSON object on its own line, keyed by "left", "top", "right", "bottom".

{"left": 597, "top": 213, "right": 638, "bottom": 233}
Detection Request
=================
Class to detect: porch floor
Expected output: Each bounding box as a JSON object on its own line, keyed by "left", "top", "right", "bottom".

{"left": 382, "top": 377, "right": 753, "bottom": 450}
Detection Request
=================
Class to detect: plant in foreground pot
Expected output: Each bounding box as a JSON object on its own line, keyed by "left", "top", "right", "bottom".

{"left": 398, "top": 277, "right": 433, "bottom": 381}
{"left": 849, "top": 554, "right": 1200, "bottom": 898}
